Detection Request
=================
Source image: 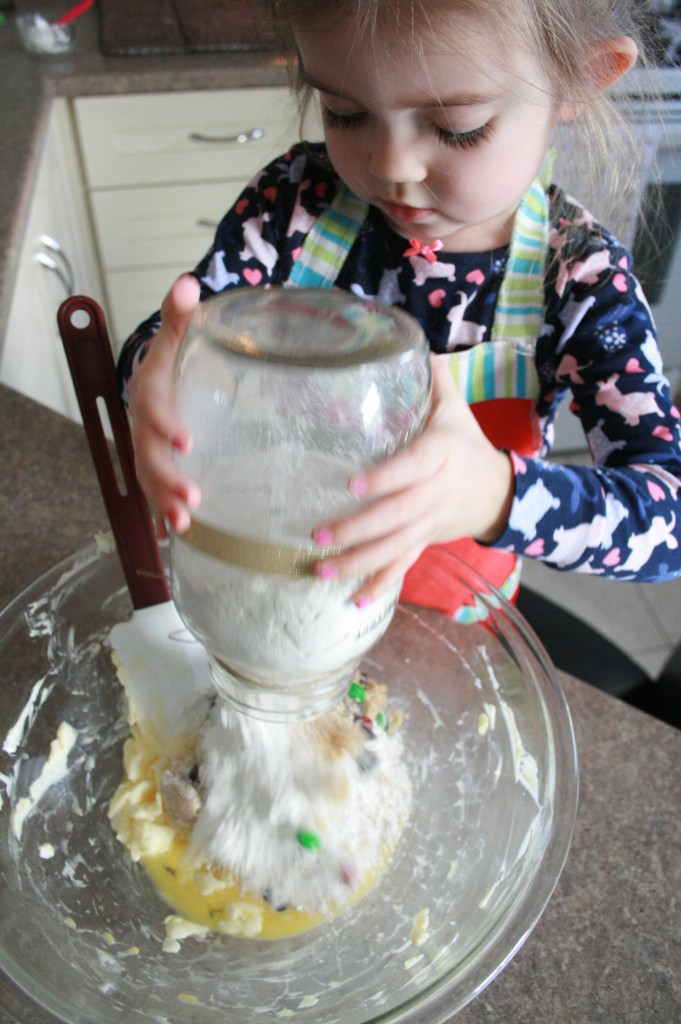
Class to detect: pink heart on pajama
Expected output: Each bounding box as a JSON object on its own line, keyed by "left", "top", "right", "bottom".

{"left": 466, "top": 269, "right": 485, "bottom": 285}
{"left": 243, "top": 268, "right": 263, "bottom": 285}
{"left": 263, "top": 187, "right": 277, "bottom": 203}
{"left": 603, "top": 548, "right": 621, "bottom": 567}
{"left": 652, "top": 425, "right": 673, "bottom": 443}
{"left": 625, "top": 358, "right": 643, "bottom": 373}
{"left": 236, "top": 198, "right": 249, "bottom": 214}
{"left": 647, "top": 478, "right": 667, "bottom": 500}
{"left": 428, "top": 289, "right": 446, "bottom": 308}
{"left": 612, "top": 273, "right": 628, "bottom": 292}
{"left": 524, "top": 539, "right": 544, "bottom": 556}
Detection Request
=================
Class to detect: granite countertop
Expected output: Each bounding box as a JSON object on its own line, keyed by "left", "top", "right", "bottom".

{"left": 0, "top": 0, "right": 289, "bottom": 344}
{"left": 1, "top": 382, "right": 681, "bottom": 1023}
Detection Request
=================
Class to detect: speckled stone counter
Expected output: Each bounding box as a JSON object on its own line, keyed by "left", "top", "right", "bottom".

{"left": 1, "top": 382, "right": 680, "bottom": 1023}
{"left": 0, "top": 0, "right": 288, "bottom": 343}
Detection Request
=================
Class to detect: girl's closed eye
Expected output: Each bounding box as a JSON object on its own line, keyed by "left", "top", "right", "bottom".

{"left": 321, "top": 105, "right": 366, "bottom": 131}
{"left": 321, "top": 101, "right": 492, "bottom": 151}
{"left": 433, "top": 122, "right": 492, "bottom": 150}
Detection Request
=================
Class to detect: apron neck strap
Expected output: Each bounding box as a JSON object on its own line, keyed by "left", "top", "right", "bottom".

{"left": 286, "top": 184, "right": 368, "bottom": 289}
{"left": 491, "top": 149, "right": 554, "bottom": 350}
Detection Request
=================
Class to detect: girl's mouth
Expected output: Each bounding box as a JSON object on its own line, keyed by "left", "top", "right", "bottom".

{"left": 382, "top": 201, "right": 437, "bottom": 225}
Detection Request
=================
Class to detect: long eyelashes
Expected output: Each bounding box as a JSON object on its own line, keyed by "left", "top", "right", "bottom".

{"left": 321, "top": 105, "right": 491, "bottom": 151}
{"left": 434, "top": 123, "right": 491, "bottom": 150}
{"left": 321, "top": 107, "right": 366, "bottom": 131}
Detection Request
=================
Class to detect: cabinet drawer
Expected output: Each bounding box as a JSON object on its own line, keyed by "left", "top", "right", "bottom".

{"left": 74, "top": 89, "right": 314, "bottom": 189}
{"left": 90, "top": 181, "right": 239, "bottom": 270}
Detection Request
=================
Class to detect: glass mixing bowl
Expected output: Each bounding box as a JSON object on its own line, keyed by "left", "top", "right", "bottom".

{"left": 0, "top": 539, "right": 577, "bottom": 1024}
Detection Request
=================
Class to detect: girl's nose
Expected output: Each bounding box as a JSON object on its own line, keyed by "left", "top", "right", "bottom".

{"left": 368, "top": 125, "right": 427, "bottom": 184}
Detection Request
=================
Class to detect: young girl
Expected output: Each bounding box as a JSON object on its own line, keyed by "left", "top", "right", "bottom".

{"left": 118, "top": 0, "right": 681, "bottom": 616}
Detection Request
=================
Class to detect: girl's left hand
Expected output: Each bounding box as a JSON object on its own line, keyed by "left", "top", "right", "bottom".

{"left": 312, "top": 354, "right": 515, "bottom": 605}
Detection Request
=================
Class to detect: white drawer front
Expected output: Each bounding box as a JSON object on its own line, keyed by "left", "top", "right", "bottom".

{"left": 91, "top": 181, "right": 240, "bottom": 270}
{"left": 105, "top": 266, "right": 184, "bottom": 348}
{"left": 74, "top": 89, "right": 315, "bottom": 189}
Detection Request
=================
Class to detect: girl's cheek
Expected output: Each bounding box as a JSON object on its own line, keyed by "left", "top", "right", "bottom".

{"left": 325, "top": 137, "right": 349, "bottom": 166}
{"left": 326, "top": 134, "right": 363, "bottom": 170}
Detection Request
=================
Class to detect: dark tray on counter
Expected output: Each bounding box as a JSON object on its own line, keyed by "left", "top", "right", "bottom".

{"left": 100, "top": 0, "right": 275, "bottom": 55}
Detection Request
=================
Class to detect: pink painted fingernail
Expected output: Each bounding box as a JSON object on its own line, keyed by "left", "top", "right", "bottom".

{"left": 172, "top": 431, "right": 191, "bottom": 453}
{"left": 317, "top": 563, "right": 337, "bottom": 580}
{"left": 169, "top": 507, "right": 190, "bottom": 534}
{"left": 349, "top": 474, "right": 367, "bottom": 495}
{"left": 185, "top": 484, "right": 201, "bottom": 511}
{"left": 314, "top": 527, "right": 333, "bottom": 546}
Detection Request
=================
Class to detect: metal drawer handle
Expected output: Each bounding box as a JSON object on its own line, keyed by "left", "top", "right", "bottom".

{"left": 39, "top": 234, "right": 75, "bottom": 295}
{"left": 188, "top": 127, "right": 265, "bottom": 145}
{"left": 33, "top": 252, "right": 73, "bottom": 298}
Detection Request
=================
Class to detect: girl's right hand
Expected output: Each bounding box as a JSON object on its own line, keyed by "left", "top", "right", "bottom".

{"left": 128, "top": 274, "right": 202, "bottom": 537}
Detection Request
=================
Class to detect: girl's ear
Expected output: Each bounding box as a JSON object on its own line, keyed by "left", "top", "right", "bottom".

{"left": 559, "top": 35, "right": 638, "bottom": 121}
{"left": 586, "top": 34, "right": 638, "bottom": 92}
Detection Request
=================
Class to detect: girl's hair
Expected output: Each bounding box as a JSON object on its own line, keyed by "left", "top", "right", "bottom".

{"left": 260, "top": 0, "right": 661, "bottom": 243}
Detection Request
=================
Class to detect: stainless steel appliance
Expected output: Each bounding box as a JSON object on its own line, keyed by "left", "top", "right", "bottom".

{"left": 629, "top": 74, "right": 681, "bottom": 402}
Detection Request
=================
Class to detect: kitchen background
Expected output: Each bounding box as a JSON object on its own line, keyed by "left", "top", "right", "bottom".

{"left": 0, "top": 0, "right": 680, "bottom": 687}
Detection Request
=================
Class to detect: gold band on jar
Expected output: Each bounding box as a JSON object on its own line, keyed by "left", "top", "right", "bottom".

{"left": 177, "top": 518, "right": 343, "bottom": 578}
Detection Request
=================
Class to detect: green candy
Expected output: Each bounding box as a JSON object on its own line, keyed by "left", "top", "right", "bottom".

{"left": 348, "top": 682, "right": 366, "bottom": 703}
{"left": 376, "top": 710, "right": 387, "bottom": 729}
{"left": 296, "top": 829, "right": 322, "bottom": 851}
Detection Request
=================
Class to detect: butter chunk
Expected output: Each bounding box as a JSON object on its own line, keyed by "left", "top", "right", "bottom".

{"left": 216, "top": 901, "right": 263, "bottom": 938}
{"left": 162, "top": 915, "right": 210, "bottom": 953}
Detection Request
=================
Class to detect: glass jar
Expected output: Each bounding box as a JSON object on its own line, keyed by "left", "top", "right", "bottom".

{"left": 170, "top": 287, "right": 431, "bottom": 720}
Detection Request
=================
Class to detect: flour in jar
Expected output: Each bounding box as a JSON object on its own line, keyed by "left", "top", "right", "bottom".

{"left": 172, "top": 444, "right": 401, "bottom": 686}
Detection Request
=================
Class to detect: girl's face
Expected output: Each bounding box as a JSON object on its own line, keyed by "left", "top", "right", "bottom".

{"left": 294, "top": 13, "right": 566, "bottom": 252}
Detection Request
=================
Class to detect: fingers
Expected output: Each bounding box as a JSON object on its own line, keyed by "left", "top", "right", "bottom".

{"left": 318, "top": 521, "right": 428, "bottom": 608}
{"left": 314, "top": 467, "right": 440, "bottom": 557}
{"left": 134, "top": 423, "right": 201, "bottom": 523}
{"left": 352, "top": 552, "right": 422, "bottom": 607}
{"left": 130, "top": 354, "right": 187, "bottom": 456}
{"left": 160, "top": 273, "right": 202, "bottom": 339}
{"left": 128, "top": 275, "right": 202, "bottom": 532}
{"left": 320, "top": 518, "right": 428, "bottom": 581}
{"left": 314, "top": 487, "right": 434, "bottom": 607}
{"left": 134, "top": 419, "right": 201, "bottom": 536}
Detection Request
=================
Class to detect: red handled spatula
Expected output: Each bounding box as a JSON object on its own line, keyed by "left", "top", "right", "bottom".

{"left": 58, "top": 296, "right": 210, "bottom": 736}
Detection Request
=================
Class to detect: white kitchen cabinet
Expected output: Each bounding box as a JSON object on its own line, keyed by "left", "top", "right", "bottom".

{"left": 73, "top": 88, "right": 322, "bottom": 347}
{"left": 0, "top": 99, "right": 108, "bottom": 422}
